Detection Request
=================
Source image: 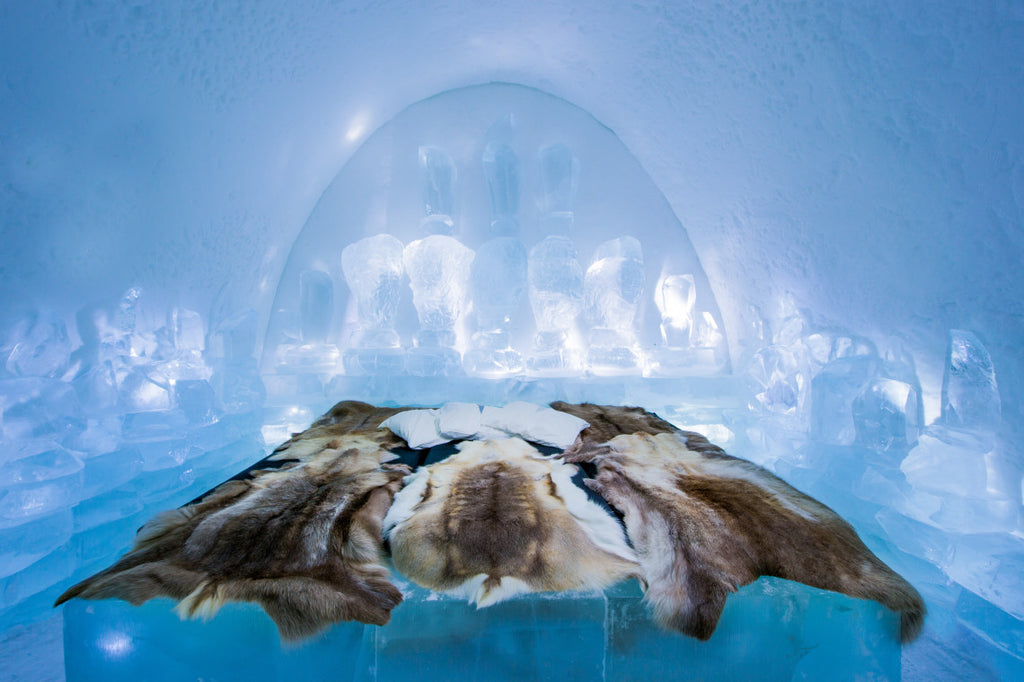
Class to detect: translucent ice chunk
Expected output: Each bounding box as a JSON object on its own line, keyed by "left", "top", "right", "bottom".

{"left": 655, "top": 274, "right": 696, "bottom": 347}
{"left": 420, "top": 146, "right": 457, "bottom": 234}
{"left": 810, "top": 355, "right": 879, "bottom": 445}
{"left": 482, "top": 143, "right": 519, "bottom": 234}
{"left": 0, "top": 509, "right": 72, "bottom": 579}
{"left": 403, "top": 235, "right": 474, "bottom": 337}
{"left": 72, "top": 361, "right": 119, "bottom": 416}
{"left": 745, "top": 345, "right": 805, "bottom": 416}
{"left": 585, "top": 236, "right": 644, "bottom": 333}
{"left": 3, "top": 310, "right": 72, "bottom": 378}
{"left": 170, "top": 308, "right": 204, "bottom": 353}
{"left": 900, "top": 426, "right": 991, "bottom": 498}
{"left": 537, "top": 143, "right": 579, "bottom": 227}
{"left": 0, "top": 378, "right": 83, "bottom": 447}
{"left": 528, "top": 236, "right": 583, "bottom": 333}
{"left": 852, "top": 377, "right": 921, "bottom": 453}
{"left": 341, "top": 234, "right": 405, "bottom": 345}
{"left": 118, "top": 369, "right": 171, "bottom": 412}
{"left": 941, "top": 329, "right": 1001, "bottom": 434}
{"left": 470, "top": 237, "right": 527, "bottom": 331}
{"left": 944, "top": 533, "right": 1024, "bottom": 620}
{"left": 297, "top": 270, "right": 333, "bottom": 345}
{"left": 207, "top": 309, "right": 258, "bottom": 360}
{"left": 0, "top": 448, "right": 83, "bottom": 527}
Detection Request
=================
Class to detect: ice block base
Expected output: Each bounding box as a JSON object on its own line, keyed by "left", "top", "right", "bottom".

{"left": 63, "top": 578, "right": 900, "bottom": 681}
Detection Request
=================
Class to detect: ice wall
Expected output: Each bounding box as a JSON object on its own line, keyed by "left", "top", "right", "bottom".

{"left": 1, "top": 1, "right": 1023, "bottom": 680}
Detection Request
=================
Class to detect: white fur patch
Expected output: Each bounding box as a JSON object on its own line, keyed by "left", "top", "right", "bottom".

{"left": 381, "top": 468, "right": 431, "bottom": 539}
{"left": 549, "top": 462, "right": 638, "bottom": 564}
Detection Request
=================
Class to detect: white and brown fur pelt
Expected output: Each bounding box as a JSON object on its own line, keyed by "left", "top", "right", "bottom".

{"left": 55, "top": 401, "right": 414, "bottom": 640}
{"left": 382, "top": 437, "right": 639, "bottom": 606}
{"left": 551, "top": 401, "right": 926, "bottom": 643}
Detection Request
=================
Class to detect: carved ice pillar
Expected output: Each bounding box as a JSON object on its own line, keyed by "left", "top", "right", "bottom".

{"left": 527, "top": 144, "right": 584, "bottom": 375}
{"left": 464, "top": 142, "right": 527, "bottom": 377}
{"left": 403, "top": 147, "right": 474, "bottom": 376}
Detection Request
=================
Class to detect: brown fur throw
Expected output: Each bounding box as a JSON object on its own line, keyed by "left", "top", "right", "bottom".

{"left": 57, "top": 400, "right": 924, "bottom": 644}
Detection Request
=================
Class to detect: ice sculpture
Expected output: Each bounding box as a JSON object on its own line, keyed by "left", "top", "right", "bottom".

{"left": 404, "top": 148, "right": 474, "bottom": 376}
{"left": 584, "top": 236, "right": 644, "bottom": 374}
{"left": 341, "top": 234, "right": 406, "bottom": 375}
{"left": 527, "top": 144, "right": 584, "bottom": 374}
{"left": 648, "top": 274, "right": 726, "bottom": 375}
{"left": 465, "top": 141, "right": 527, "bottom": 376}
{"left": 274, "top": 269, "right": 340, "bottom": 372}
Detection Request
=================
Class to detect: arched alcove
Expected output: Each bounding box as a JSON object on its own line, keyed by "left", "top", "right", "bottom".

{"left": 261, "top": 83, "right": 729, "bottom": 385}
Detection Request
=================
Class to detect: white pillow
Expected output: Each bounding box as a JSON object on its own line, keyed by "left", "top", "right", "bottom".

{"left": 437, "top": 402, "right": 482, "bottom": 439}
{"left": 480, "top": 402, "right": 589, "bottom": 449}
{"left": 379, "top": 409, "right": 448, "bottom": 449}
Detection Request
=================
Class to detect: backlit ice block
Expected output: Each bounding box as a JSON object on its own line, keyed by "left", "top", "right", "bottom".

{"left": 61, "top": 579, "right": 900, "bottom": 681}
{"left": 941, "top": 329, "right": 1001, "bottom": 435}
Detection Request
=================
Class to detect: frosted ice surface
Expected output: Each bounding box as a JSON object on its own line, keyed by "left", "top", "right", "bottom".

{"left": 169, "top": 308, "right": 204, "bottom": 353}
{"left": 0, "top": 448, "right": 83, "bottom": 527}
{"left": 118, "top": 368, "right": 171, "bottom": 412}
{"left": 1, "top": 378, "right": 83, "bottom": 450}
{"left": 3, "top": 310, "right": 72, "bottom": 379}
{"left": 72, "top": 362, "right": 119, "bottom": 416}
{"left": 79, "top": 446, "right": 144, "bottom": 499}
{"left": 944, "top": 533, "right": 1024, "bottom": 620}
{"left": 584, "top": 236, "right": 644, "bottom": 333}
{"left": 537, "top": 143, "right": 579, "bottom": 217}
{"left": 852, "top": 377, "right": 921, "bottom": 453}
{"left": 470, "top": 237, "right": 527, "bottom": 330}
{"left": 341, "top": 234, "right": 405, "bottom": 342}
{"left": 420, "top": 146, "right": 457, "bottom": 233}
{"left": 0, "top": 509, "right": 72, "bottom": 579}
{"left": 481, "top": 142, "right": 519, "bottom": 234}
{"left": 527, "top": 236, "right": 583, "bottom": 332}
{"left": 403, "top": 235, "right": 474, "bottom": 335}
{"left": 810, "top": 355, "right": 879, "bottom": 445}
{"left": 900, "top": 426, "right": 991, "bottom": 498}
{"left": 207, "top": 309, "right": 258, "bottom": 360}
{"left": 941, "top": 329, "right": 1001, "bottom": 434}
{"left": 298, "top": 270, "right": 333, "bottom": 345}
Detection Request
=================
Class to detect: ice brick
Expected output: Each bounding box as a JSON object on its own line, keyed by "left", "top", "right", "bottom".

{"left": 900, "top": 426, "right": 991, "bottom": 498}
{"left": 745, "top": 345, "right": 805, "bottom": 416}
{"left": 0, "top": 509, "right": 73, "bottom": 579}
{"left": 941, "top": 329, "right": 1001, "bottom": 434}
{"left": 852, "top": 377, "right": 921, "bottom": 453}
{"left": 810, "top": 355, "right": 879, "bottom": 445}
{"left": 585, "top": 237, "right": 644, "bottom": 333}
{"left": 118, "top": 369, "right": 171, "bottom": 413}
{"left": 79, "top": 447, "right": 144, "bottom": 499}
{"left": 0, "top": 449, "right": 83, "bottom": 527}
{"left": 943, "top": 533, "right": 1024, "bottom": 619}
{"left": 3, "top": 310, "right": 72, "bottom": 378}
